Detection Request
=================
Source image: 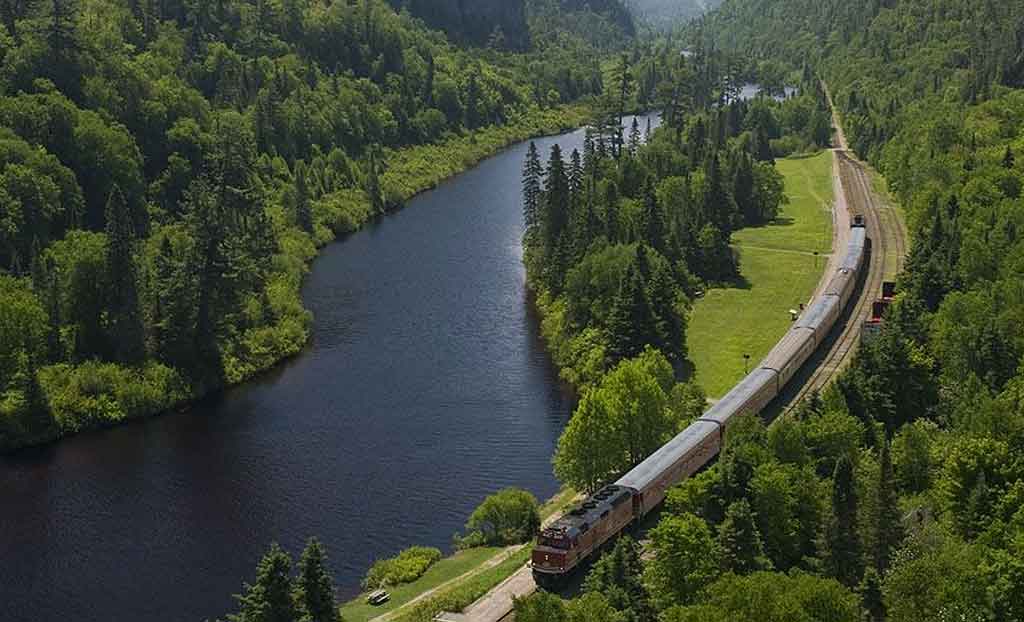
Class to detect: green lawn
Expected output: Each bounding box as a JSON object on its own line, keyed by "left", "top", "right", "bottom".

{"left": 687, "top": 151, "right": 834, "bottom": 398}
{"left": 339, "top": 547, "right": 502, "bottom": 622}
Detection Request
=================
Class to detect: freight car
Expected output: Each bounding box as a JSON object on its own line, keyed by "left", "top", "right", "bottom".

{"left": 531, "top": 218, "right": 870, "bottom": 588}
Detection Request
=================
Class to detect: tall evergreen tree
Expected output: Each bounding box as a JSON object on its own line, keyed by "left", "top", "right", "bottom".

{"left": 583, "top": 536, "right": 654, "bottom": 622}
{"left": 104, "top": 186, "right": 146, "bottom": 364}
{"left": 824, "top": 456, "right": 863, "bottom": 587}
{"left": 228, "top": 543, "right": 298, "bottom": 622}
{"left": 874, "top": 439, "right": 902, "bottom": 573}
{"left": 628, "top": 117, "right": 642, "bottom": 156}
{"left": 607, "top": 264, "right": 657, "bottom": 363}
{"left": 294, "top": 160, "right": 314, "bottom": 234}
{"left": 718, "top": 499, "right": 772, "bottom": 574}
{"left": 640, "top": 183, "right": 666, "bottom": 254}
{"left": 542, "top": 144, "right": 571, "bottom": 288}
{"left": 294, "top": 539, "right": 340, "bottom": 622}
{"left": 859, "top": 566, "right": 885, "bottom": 622}
{"left": 522, "top": 142, "right": 543, "bottom": 239}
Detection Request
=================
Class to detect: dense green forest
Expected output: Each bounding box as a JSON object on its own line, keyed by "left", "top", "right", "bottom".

{"left": 0, "top": 0, "right": 641, "bottom": 452}
{"left": 511, "top": 0, "right": 1024, "bottom": 621}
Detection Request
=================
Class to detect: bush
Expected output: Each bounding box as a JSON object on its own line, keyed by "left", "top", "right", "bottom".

{"left": 363, "top": 546, "right": 443, "bottom": 589}
{"left": 456, "top": 488, "right": 541, "bottom": 549}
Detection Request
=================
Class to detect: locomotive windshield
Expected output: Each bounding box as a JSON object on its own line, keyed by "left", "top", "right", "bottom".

{"left": 538, "top": 535, "right": 571, "bottom": 549}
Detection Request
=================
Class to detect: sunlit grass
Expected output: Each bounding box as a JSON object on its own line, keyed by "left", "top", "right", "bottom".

{"left": 687, "top": 151, "right": 834, "bottom": 398}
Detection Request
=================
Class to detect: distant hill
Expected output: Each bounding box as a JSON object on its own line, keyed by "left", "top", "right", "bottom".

{"left": 626, "top": 0, "right": 722, "bottom": 28}
{"left": 388, "top": 0, "right": 635, "bottom": 50}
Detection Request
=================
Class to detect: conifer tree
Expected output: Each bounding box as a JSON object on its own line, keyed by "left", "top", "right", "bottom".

{"left": 104, "top": 186, "right": 146, "bottom": 364}
{"left": 859, "top": 566, "right": 885, "bottom": 622}
{"left": 229, "top": 543, "right": 298, "bottom": 622}
{"left": 583, "top": 536, "right": 654, "bottom": 622}
{"left": 365, "top": 146, "right": 384, "bottom": 214}
{"left": 569, "top": 149, "right": 584, "bottom": 196}
{"left": 1003, "top": 145, "right": 1015, "bottom": 169}
{"left": 640, "top": 183, "right": 666, "bottom": 254}
{"left": 295, "top": 160, "right": 314, "bottom": 234}
{"left": 522, "top": 142, "right": 543, "bottom": 239}
{"left": 294, "top": 539, "right": 340, "bottom": 622}
{"left": 607, "top": 264, "right": 656, "bottom": 363}
{"left": 542, "top": 145, "right": 570, "bottom": 287}
{"left": 628, "top": 117, "right": 642, "bottom": 156}
{"left": 824, "top": 456, "right": 863, "bottom": 587}
{"left": 874, "top": 439, "right": 902, "bottom": 572}
{"left": 718, "top": 499, "right": 772, "bottom": 574}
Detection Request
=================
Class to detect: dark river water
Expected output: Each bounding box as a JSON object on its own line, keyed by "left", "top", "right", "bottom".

{"left": 0, "top": 114, "right": 659, "bottom": 622}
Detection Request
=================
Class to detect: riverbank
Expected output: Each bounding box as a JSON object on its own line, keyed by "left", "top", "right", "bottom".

{"left": 686, "top": 150, "right": 834, "bottom": 398}
{"left": 338, "top": 488, "right": 578, "bottom": 622}
{"left": 3, "top": 105, "right": 590, "bottom": 455}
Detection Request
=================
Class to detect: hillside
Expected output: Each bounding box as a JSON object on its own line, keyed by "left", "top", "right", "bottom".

{"left": 0, "top": 0, "right": 608, "bottom": 452}
{"left": 627, "top": 0, "right": 721, "bottom": 28}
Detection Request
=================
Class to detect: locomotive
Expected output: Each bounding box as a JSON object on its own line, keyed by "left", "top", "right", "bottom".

{"left": 532, "top": 218, "right": 869, "bottom": 587}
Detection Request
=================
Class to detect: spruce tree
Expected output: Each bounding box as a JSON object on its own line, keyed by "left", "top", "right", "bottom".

{"left": 718, "top": 499, "right": 772, "bottom": 574}
{"left": 1003, "top": 145, "right": 1015, "bottom": 169}
{"left": 583, "top": 536, "right": 654, "bottom": 622}
{"left": 859, "top": 566, "right": 885, "bottom": 622}
{"left": 607, "top": 264, "right": 657, "bottom": 363}
{"left": 569, "top": 149, "right": 584, "bottom": 196}
{"left": 295, "top": 160, "right": 314, "bottom": 234}
{"left": 229, "top": 543, "right": 298, "bottom": 622}
{"left": 295, "top": 539, "right": 340, "bottom": 622}
{"left": 874, "top": 439, "right": 902, "bottom": 572}
{"left": 825, "top": 456, "right": 863, "bottom": 587}
{"left": 104, "top": 185, "right": 146, "bottom": 365}
{"left": 640, "top": 183, "right": 666, "bottom": 254}
{"left": 628, "top": 117, "right": 642, "bottom": 156}
{"left": 522, "top": 142, "right": 543, "bottom": 238}
{"left": 542, "top": 145, "right": 570, "bottom": 288}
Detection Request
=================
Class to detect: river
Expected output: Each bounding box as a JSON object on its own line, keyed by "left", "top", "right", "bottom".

{"left": 0, "top": 114, "right": 661, "bottom": 622}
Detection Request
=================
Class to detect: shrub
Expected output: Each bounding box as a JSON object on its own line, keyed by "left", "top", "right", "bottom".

{"left": 363, "top": 546, "right": 443, "bottom": 589}
{"left": 456, "top": 488, "right": 541, "bottom": 549}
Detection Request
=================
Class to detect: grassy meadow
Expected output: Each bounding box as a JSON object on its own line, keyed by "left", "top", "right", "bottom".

{"left": 687, "top": 151, "right": 834, "bottom": 398}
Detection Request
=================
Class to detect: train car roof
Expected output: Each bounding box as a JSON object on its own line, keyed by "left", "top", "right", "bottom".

{"left": 615, "top": 420, "right": 719, "bottom": 493}
{"left": 701, "top": 368, "right": 777, "bottom": 425}
{"left": 796, "top": 294, "right": 841, "bottom": 332}
{"left": 840, "top": 228, "right": 867, "bottom": 270}
{"left": 760, "top": 327, "right": 815, "bottom": 371}
{"left": 541, "top": 484, "right": 633, "bottom": 540}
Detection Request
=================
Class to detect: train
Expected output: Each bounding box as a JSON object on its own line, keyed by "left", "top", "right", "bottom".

{"left": 531, "top": 218, "right": 869, "bottom": 587}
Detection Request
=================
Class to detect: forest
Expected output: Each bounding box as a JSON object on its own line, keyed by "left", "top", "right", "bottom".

{"left": 509, "top": 0, "right": 1024, "bottom": 621}
{"left": 0, "top": 0, "right": 633, "bottom": 452}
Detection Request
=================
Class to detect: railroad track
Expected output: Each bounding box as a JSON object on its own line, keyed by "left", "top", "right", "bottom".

{"left": 778, "top": 149, "right": 905, "bottom": 413}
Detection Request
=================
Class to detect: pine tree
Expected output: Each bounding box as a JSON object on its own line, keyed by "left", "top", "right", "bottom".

{"left": 645, "top": 117, "right": 652, "bottom": 143}
{"left": 542, "top": 144, "right": 571, "bottom": 288}
{"left": 104, "top": 186, "right": 146, "bottom": 365}
{"left": 628, "top": 117, "right": 642, "bottom": 156}
{"left": 365, "top": 146, "right": 384, "bottom": 214}
{"left": 583, "top": 536, "right": 654, "bottom": 622}
{"left": 607, "top": 264, "right": 657, "bottom": 363}
{"left": 294, "top": 160, "right": 314, "bottom": 234}
{"left": 1003, "top": 145, "right": 1016, "bottom": 169}
{"left": 824, "top": 456, "right": 863, "bottom": 587}
{"left": 640, "top": 183, "right": 666, "bottom": 254}
{"left": 859, "top": 567, "right": 885, "bottom": 622}
{"left": 612, "top": 52, "right": 634, "bottom": 158}
{"left": 569, "top": 149, "right": 584, "bottom": 196}
{"left": 719, "top": 499, "right": 772, "bottom": 574}
{"left": 874, "top": 440, "right": 902, "bottom": 572}
{"left": 604, "top": 181, "right": 621, "bottom": 243}
{"left": 229, "top": 543, "right": 298, "bottom": 622}
{"left": 294, "top": 539, "right": 340, "bottom": 622}
{"left": 522, "top": 142, "right": 544, "bottom": 238}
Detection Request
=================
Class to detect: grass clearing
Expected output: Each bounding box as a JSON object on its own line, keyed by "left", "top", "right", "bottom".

{"left": 339, "top": 547, "right": 502, "bottom": 622}
{"left": 687, "top": 151, "right": 834, "bottom": 398}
